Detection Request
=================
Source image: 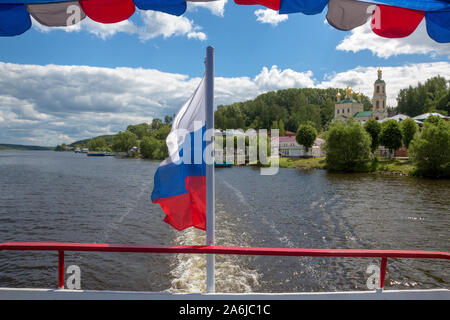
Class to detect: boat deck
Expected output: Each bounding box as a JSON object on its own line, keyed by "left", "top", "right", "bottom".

{"left": 1, "top": 288, "right": 449, "bottom": 300}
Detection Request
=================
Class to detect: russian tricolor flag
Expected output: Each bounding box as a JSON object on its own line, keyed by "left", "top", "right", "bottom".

{"left": 151, "top": 75, "right": 207, "bottom": 231}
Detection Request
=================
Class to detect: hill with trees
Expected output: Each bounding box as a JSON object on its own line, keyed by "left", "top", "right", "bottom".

{"left": 214, "top": 87, "right": 372, "bottom": 133}
{"left": 396, "top": 76, "right": 449, "bottom": 117}
{"left": 0, "top": 144, "right": 52, "bottom": 150}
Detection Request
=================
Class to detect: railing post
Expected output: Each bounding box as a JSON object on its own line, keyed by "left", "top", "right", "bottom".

{"left": 58, "top": 250, "right": 64, "bottom": 289}
{"left": 379, "top": 257, "right": 388, "bottom": 289}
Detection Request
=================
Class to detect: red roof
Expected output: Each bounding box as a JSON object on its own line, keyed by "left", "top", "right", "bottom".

{"left": 284, "top": 130, "right": 296, "bottom": 136}
{"left": 273, "top": 136, "right": 297, "bottom": 143}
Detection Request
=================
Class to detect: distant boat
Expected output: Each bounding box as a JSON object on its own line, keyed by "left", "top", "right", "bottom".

{"left": 87, "top": 151, "right": 106, "bottom": 157}
{"left": 74, "top": 148, "right": 81, "bottom": 153}
{"left": 214, "top": 162, "right": 233, "bottom": 168}
{"left": 81, "top": 148, "right": 88, "bottom": 153}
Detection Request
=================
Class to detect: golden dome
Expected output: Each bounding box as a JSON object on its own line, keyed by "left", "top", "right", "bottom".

{"left": 336, "top": 90, "right": 341, "bottom": 97}
{"left": 357, "top": 92, "right": 362, "bottom": 101}
{"left": 345, "top": 86, "right": 353, "bottom": 98}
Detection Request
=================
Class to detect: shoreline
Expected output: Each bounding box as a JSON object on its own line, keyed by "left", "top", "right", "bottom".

{"left": 5, "top": 150, "right": 444, "bottom": 179}
{"left": 262, "top": 157, "right": 432, "bottom": 178}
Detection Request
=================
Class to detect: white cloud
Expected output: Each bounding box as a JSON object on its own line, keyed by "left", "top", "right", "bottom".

{"left": 337, "top": 20, "right": 450, "bottom": 59}
{"left": 31, "top": 16, "right": 138, "bottom": 40}
{"left": 254, "top": 9, "right": 288, "bottom": 26}
{"left": 254, "top": 66, "right": 315, "bottom": 91}
{"left": 187, "top": 0, "right": 228, "bottom": 17}
{"left": 1, "top": 61, "right": 449, "bottom": 146}
{"left": 317, "top": 62, "right": 450, "bottom": 106}
{"left": 31, "top": 10, "right": 206, "bottom": 41}
{"left": 82, "top": 18, "right": 138, "bottom": 40}
{"left": 137, "top": 11, "right": 206, "bottom": 41}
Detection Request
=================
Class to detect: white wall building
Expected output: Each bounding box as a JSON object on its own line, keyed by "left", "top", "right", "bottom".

{"left": 275, "top": 136, "right": 325, "bottom": 157}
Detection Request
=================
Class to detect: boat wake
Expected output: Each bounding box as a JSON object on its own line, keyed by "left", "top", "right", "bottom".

{"left": 167, "top": 206, "right": 260, "bottom": 293}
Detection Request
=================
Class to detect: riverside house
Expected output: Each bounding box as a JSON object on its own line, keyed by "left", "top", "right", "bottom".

{"left": 276, "top": 136, "right": 325, "bottom": 158}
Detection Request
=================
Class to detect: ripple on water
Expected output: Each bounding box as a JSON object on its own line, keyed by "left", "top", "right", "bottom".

{"left": 0, "top": 151, "right": 449, "bottom": 292}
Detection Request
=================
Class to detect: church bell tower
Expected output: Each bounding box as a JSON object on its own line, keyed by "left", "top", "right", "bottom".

{"left": 372, "top": 69, "right": 387, "bottom": 120}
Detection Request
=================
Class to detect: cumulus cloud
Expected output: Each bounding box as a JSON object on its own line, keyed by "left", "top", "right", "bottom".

{"left": 318, "top": 62, "right": 450, "bottom": 106}
{"left": 138, "top": 10, "right": 206, "bottom": 41}
{"left": 254, "top": 9, "right": 288, "bottom": 26}
{"left": 31, "top": 10, "right": 206, "bottom": 41}
{"left": 187, "top": 0, "right": 228, "bottom": 17}
{"left": 337, "top": 20, "right": 450, "bottom": 59}
{"left": 255, "top": 66, "right": 315, "bottom": 90}
{"left": 1, "top": 61, "right": 449, "bottom": 146}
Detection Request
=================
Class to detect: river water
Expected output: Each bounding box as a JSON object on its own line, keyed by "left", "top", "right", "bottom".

{"left": 0, "top": 150, "right": 448, "bottom": 292}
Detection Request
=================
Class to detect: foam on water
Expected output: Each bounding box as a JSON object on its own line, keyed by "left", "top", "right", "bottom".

{"left": 167, "top": 226, "right": 261, "bottom": 293}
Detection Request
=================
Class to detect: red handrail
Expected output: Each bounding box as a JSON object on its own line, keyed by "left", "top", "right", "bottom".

{"left": 1, "top": 242, "right": 449, "bottom": 290}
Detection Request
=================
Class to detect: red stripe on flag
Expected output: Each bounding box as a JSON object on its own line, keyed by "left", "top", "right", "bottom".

{"left": 154, "top": 176, "right": 206, "bottom": 231}
{"left": 371, "top": 4, "right": 424, "bottom": 38}
{"left": 79, "top": 0, "right": 135, "bottom": 24}
{"left": 234, "top": 0, "right": 281, "bottom": 11}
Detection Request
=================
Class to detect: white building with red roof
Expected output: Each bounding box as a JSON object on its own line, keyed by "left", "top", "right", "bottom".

{"left": 274, "top": 136, "right": 325, "bottom": 157}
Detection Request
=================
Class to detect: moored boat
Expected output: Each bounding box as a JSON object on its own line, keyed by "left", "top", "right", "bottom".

{"left": 87, "top": 151, "right": 107, "bottom": 157}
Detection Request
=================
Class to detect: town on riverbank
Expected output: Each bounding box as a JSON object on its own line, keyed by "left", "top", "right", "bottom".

{"left": 53, "top": 72, "right": 449, "bottom": 179}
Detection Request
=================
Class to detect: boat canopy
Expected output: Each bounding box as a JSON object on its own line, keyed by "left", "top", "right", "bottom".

{"left": 0, "top": 0, "right": 449, "bottom": 42}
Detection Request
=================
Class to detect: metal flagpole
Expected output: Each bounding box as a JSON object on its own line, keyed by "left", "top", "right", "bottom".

{"left": 205, "top": 46, "right": 215, "bottom": 293}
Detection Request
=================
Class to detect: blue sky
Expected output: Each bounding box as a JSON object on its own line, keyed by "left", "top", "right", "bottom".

{"left": 0, "top": 1, "right": 449, "bottom": 146}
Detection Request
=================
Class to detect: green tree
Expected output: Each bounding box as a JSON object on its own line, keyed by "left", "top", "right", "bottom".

{"left": 364, "top": 119, "right": 381, "bottom": 153}
{"left": 150, "top": 118, "right": 164, "bottom": 131}
{"left": 151, "top": 141, "right": 168, "bottom": 160}
{"left": 112, "top": 131, "right": 138, "bottom": 152}
{"left": 296, "top": 124, "right": 317, "bottom": 154}
{"left": 127, "top": 123, "right": 151, "bottom": 140}
{"left": 278, "top": 119, "right": 285, "bottom": 136}
{"left": 400, "top": 118, "right": 418, "bottom": 149}
{"left": 140, "top": 136, "right": 160, "bottom": 159}
{"left": 424, "top": 115, "right": 442, "bottom": 125}
{"left": 325, "top": 120, "right": 371, "bottom": 172}
{"left": 153, "top": 125, "right": 171, "bottom": 140}
{"left": 271, "top": 120, "right": 279, "bottom": 130}
{"left": 88, "top": 137, "right": 107, "bottom": 151}
{"left": 380, "top": 120, "right": 403, "bottom": 158}
{"left": 397, "top": 76, "right": 449, "bottom": 116}
{"left": 409, "top": 118, "right": 450, "bottom": 178}
{"left": 164, "top": 115, "right": 173, "bottom": 125}
{"left": 213, "top": 87, "right": 373, "bottom": 132}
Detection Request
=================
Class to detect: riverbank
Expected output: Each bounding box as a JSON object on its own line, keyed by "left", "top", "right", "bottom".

{"left": 277, "top": 157, "right": 417, "bottom": 176}
{"left": 279, "top": 157, "right": 326, "bottom": 170}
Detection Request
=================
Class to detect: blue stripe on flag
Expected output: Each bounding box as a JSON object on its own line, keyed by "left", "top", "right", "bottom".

{"left": 151, "top": 126, "right": 206, "bottom": 201}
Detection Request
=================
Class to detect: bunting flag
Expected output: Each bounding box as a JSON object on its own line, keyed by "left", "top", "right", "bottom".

{"left": 79, "top": 0, "right": 135, "bottom": 24}
{"left": 26, "top": 2, "right": 85, "bottom": 27}
{"left": 0, "top": 0, "right": 448, "bottom": 42}
{"left": 425, "top": 11, "right": 450, "bottom": 44}
{"left": 0, "top": 4, "right": 31, "bottom": 36}
{"left": 326, "top": 0, "right": 373, "bottom": 31}
{"left": 371, "top": 4, "right": 424, "bottom": 38}
{"left": 234, "top": 0, "right": 280, "bottom": 11}
{"left": 279, "top": 0, "right": 329, "bottom": 15}
{"left": 134, "top": 0, "right": 187, "bottom": 17}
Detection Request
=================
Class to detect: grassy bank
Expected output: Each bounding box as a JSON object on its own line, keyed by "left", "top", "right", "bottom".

{"left": 276, "top": 157, "right": 416, "bottom": 176}
{"left": 373, "top": 159, "right": 415, "bottom": 175}
{"left": 278, "top": 157, "right": 326, "bottom": 169}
